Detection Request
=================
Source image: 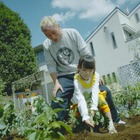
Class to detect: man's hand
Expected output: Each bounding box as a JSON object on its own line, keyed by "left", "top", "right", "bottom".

{"left": 50, "top": 73, "right": 64, "bottom": 97}
{"left": 53, "top": 81, "right": 64, "bottom": 97}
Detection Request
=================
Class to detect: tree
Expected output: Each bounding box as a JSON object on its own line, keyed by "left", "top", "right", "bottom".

{"left": 0, "top": 2, "right": 38, "bottom": 95}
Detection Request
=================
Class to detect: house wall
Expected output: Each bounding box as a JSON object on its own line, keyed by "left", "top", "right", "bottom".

{"left": 129, "top": 6, "right": 140, "bottom": 30}
{"left": 88, "top": 12, "right": 131, "bottom": 75}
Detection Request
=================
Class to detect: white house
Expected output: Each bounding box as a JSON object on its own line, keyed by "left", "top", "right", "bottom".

{"left": 85, "top": 3, "right": 140, "bottom": 86}
{"left": 34, "top": 3, "right": 140, "bottom": 87}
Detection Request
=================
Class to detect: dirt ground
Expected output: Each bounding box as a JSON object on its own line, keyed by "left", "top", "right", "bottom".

{"left": 66, "top": 115, "right": 140, "bottom": 140}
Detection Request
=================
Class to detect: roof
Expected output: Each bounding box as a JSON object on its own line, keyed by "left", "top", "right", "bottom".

{"left": 85, "top": 3, "right": 140, "bottom": 43}
{"left": 34, "top": 44, "right": 43, "bottom": 52}
{"left": 129, "top": 2, "right": 140, "bottom": 17}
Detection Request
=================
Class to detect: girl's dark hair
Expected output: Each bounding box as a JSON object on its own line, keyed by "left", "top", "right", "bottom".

{"left": 78, "top": 55, "right": 95, "bottom": 70}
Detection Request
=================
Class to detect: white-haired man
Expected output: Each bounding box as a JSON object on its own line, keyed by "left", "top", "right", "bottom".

{"left": 40, "top": 16, "right": 89, "bottom": 120}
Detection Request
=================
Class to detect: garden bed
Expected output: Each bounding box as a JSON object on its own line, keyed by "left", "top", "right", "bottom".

{"left": 1, "top": 94, "right": 140, "bottom": 140}
{"left": 1, "top": 114, "right": 140, "bottom": 140}
{"left": 66, "top": 115, "right": 140, "bottom": 140}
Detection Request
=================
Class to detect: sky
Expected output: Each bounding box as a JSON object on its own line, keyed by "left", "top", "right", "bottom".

{"left": 1, "top": 0, "right": 140, "bottom": 48}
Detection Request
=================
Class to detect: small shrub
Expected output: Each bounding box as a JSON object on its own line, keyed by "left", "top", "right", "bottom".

{"left": 0, "top": 78, "right": 6, "bottom": 95}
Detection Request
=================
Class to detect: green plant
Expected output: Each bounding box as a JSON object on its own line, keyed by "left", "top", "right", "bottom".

{"left": 0, "top": 95, "right": 72, "bottom": 139}
{"left": 68, "top": 103, "right": 106, "bottom": 133}
{"left": 0, "top": 100, "right": 15, "bottom": 138}
{"left": 113, "top": 83, "right": 140, "bottom": 118}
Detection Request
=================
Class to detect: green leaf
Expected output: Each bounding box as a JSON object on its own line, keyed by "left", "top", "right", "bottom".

{"left": 33, "top": 111, "right": 49, "bottom": 125}
{"left": 0, "top": 120, "right": 6, "bottom": 130}
{"left": 51, "top": 97, "right": 64, "bottom": 103}
{"left": 57, "top": 121, "right": 73, "bottom": 135}
{"left": 27, "top": 131, "right": 37, "bottom": 140}
{"left": 56, "top": 132, "right": 66, "bottom": 140}
{"left": 0, "top": 107, "right": 4, "bottom": 117}
{"left": 49, "top": 122, "right": 61, "bottom": 131}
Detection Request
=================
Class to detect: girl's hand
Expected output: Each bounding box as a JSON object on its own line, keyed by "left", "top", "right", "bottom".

{"left": 90, "top": 110, "right": 95, "bottom": 117}
{"left": 84, "top": 119, "right": 94, "bottom": 128}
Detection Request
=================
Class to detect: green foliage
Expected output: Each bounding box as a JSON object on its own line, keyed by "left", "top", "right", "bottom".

{"left": 0, "top": 100, "right": 15, "bottom": 137}
{"left": 0, "top": 95, "right": 72, "bottom": 139}
{"left": 113, "top": 83, "right": 140, "bottom": 118}
{"left": 68, "top": 103, "right": 106, "bottom": 132}
{"left": 0, "top": 2, "right": 38, "bottom": 95}
{"left": 0, "top": 78, "right": 6, "bottom": 95}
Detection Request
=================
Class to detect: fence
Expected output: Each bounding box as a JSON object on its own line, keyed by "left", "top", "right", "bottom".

{"left": 12, "top": 70, "right": 53, "bottom": 109}
{"left": 118, "top": 60, "right": 140, "bottom": 87}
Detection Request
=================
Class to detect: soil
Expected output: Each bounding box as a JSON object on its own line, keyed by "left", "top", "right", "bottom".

{"left": 66, "top": 115, "right": 140, "bottom": 140}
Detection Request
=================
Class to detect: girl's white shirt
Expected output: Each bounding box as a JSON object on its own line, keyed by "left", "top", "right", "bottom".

{"left": 72, "top": 71, "right": 100, "bottom": 121}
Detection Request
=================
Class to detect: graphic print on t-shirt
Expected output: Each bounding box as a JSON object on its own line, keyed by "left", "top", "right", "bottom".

{"left": 56, "top": 47, "right": 74, "bottom": 65}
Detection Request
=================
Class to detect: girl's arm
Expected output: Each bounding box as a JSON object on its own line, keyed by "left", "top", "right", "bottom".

{"left": 90, "top": 72, "right": 100, "bottom": 111}
{"left": 73, "top": 79, "right": 90, "bottom": 121}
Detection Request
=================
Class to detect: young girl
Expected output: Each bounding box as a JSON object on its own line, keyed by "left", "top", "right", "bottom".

{"left": 72, "top": 55, "right": 117, "bottom": 133}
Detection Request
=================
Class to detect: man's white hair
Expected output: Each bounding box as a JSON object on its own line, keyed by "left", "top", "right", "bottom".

{"left": 40, "top": 16, "right": 58, "bottom": 31}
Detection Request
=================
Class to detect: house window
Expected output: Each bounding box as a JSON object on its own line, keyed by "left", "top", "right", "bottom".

{"left": 123, "top": 30, "right": 133, "bottom": 41}
{"left": 36, "top": 50, "right": 45, "bottom": 64}
{"left": 89, "top": 42, "right": 95, "bottom": 56}
{"left": 111, "top": 32, "right": 117, "bottom": 49}
{"left": 135, "top": 13, "right": 140, "bottom": 22}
